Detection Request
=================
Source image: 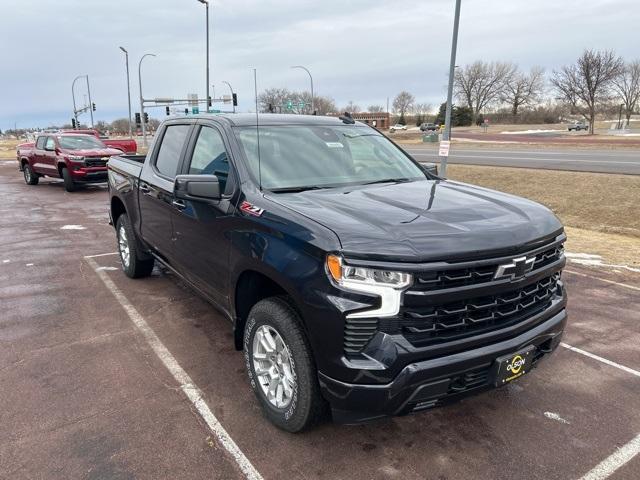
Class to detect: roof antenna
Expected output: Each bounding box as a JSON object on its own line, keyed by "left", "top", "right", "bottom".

{"left": 253, "top": 68, "right": 262, "bottom": 191}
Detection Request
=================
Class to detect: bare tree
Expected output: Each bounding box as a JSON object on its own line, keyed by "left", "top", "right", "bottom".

{"left": 455, "top": 61, "right": 516, "bottom": 122}
{"left": 258, "top": 88, "right": 336, "bottom": 115}
{"left": 109, "top": 118, "right": 131, "bottom": 135}
{"left": 392, "top": 91, "right": 415, "bottom": 123}
{"left": 612, "top": 60, "right": 640, "bottom": 126}
{"left": 551, "top": 49, "right": 624, "bottom": 134}
{"left": 502, "top": 66, "right": 545, "bottom": 119}
{"left": 367, "top": 105, "right": 385, "bottom": 113}
{"left": 343, "top": 100, "right": 361, "bottom": 113}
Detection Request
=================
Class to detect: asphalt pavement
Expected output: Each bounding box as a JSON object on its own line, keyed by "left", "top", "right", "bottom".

{"left": 2, "top": 163, "right": 640, "bottom": 480}
{"left": 403, "top": 145, "right": 640, "bottom": 175}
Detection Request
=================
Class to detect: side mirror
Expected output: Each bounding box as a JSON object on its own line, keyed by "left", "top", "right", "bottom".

{"left": 421, "top": 162, "right": 438, "bottom": 177}
{"left": 174, "top": 174, "right": 221, "bottom": 200}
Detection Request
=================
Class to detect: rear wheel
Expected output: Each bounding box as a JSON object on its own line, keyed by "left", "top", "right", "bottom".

{"left": 116, "top": 214, "right": 154, "bottom": 278}
{"left": 23, "top": 163, "right": 39, "bottom": 185}
{"left": 244, "top": 297, "right": 327, "bottom": 432}
{"left": 61, "top": 167, "right": 76, "bottom": 192}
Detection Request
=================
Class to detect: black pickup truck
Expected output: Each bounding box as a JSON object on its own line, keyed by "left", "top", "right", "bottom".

{"left": 107, "top": 114, "right": 567, "bottom": 432}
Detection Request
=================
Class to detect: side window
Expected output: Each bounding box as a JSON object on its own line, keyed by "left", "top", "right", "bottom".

{"left": 188, "top": 126, "right": 233, "bottom": 194}
{"left": 155, "top": 125, "right": 191, "bottom": 178}
{"left": 35, "top": 137, "right": 46, "bottom": 149}
{"left": 45, "top": 137, "right": 56, "bottom": 150}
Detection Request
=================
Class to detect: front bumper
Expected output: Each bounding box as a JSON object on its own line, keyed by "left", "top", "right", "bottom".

{"left": 70, "top": 167, "right": 108, "bottom": 183}
{"left": 319, "top": 307, "right": 567, "bottom": 424}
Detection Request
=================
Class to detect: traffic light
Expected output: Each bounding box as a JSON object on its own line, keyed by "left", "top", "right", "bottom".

{"left": 166, "top": 106, "right": 170, "bottom": 116}
{"left": 92, "top": 103, "right": 96, "bottom": 111}
{"left": 232, "top": 93, "right": 238, "bottom": 107}
{"left": 208, "top": 96, "right": 212, "bottom": 107}
{"left": 71, "top": 118, "right": 76, "bottom": 129}
{"left": 143, "top": 112, "right": 149, "bottom": 124}
{"left": 135, "top": 112, "right": 141, "bottom": 125}
{"left": 184, "top": 108, "right": 189, "bottom": 115}
{"left": 268, "top": 103, "right": 273, "bottom": 113}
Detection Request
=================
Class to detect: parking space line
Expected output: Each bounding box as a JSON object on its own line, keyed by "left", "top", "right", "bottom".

{"left": 579, "top": 433, "right": 640, "bottom": 480}
{"left": 564, "top": 270, "right": 640, "bottom": 292}
{"left": 561, "top": 343, "right": 640, "bottom": 378}
{"left": 85, "top": 256, "right": 263, "bottom": 480}
{"left": 84, "top": 252, "right": 119, "bottom": 259}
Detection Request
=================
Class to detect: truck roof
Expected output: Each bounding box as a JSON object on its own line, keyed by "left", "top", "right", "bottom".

{"left": 186, "top": 113, "right": 367, "bottom": 127}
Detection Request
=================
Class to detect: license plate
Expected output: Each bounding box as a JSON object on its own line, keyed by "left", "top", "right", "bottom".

{"left": 493, "top": 346, "right": 535, "bottom": 386}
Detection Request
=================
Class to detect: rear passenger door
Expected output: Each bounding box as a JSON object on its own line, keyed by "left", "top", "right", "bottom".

{"left": 31, "top": 136, "right": 50, "bottom": 175}
{"left": 171, "top": 122, "right": 238, "bottom": 308}
{"left": 138, "top": 122, "right": 193, "bottom": 265}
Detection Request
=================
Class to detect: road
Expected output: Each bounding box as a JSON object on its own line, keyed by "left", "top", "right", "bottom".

{"left": 403, "top": 145, "right": 640, "bottom": 175}
{"left": 2, "top": 162, "right": 640, "bottom": 479}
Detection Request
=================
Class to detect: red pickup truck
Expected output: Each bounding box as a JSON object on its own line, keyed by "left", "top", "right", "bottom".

{"left": 17, "top": 133, "right": 123, "bottom": 192}
{"left": 59, "top": 129, "right": 137, "bottom": 154}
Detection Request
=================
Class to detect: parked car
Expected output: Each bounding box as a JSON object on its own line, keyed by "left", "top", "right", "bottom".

{"left": 17, "top": 133, "right": 122, "bottom": 191}
{"left": 567, "top": 121, "right": 588, "bottom": 131}
{"left": 420, "top": 122, "right": 439, "bottom": 132}
{"left": 60, "top": 129, "right": 137, "bottom": 153}
{"left": 108, "top": 114, "right": 567, "bottom": 432}
{"left": 389, "top": 124, "right": 407, "bottom": 131}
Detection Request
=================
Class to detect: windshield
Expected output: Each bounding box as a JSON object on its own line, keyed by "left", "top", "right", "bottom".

{"left": 57, "top": 135, "right": 105, "bottom": 150}
{"left": 233, "top": 125, "right": 426, "bottom": 190}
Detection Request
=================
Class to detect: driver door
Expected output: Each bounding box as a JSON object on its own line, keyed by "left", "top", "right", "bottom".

{"left": 171, "top": 123, "right": 237, "bottom": 308}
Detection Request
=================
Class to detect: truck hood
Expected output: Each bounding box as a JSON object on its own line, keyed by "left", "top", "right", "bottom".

{"left": 60, "top": 147, "right": 123, "bottom": 157}
{"left": 266, "top": 179, "right": 563, "bottom": 262}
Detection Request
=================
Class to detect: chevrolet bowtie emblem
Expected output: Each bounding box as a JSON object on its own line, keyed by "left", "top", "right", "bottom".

{"left": 494, "top": 256, "right": 535, "bottom": 280}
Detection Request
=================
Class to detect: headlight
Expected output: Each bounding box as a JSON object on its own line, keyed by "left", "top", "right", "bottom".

{"left": 67, "top": 155, "right": 85, "bottom": 163}
{"left": 326, "top": 254, "right": 412, "bottom": 318}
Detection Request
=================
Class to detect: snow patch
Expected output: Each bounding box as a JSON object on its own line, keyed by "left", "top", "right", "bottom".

{"left": 2, "top": 259, "right": 9, "bottom": 264}
{"left": 565, "top": 252, "right": 640, "bottom": 273}
{"left": 60, "top": 225, "right": 86, "bottom": 230}
{"left": 544, "top": 412, "right": 570, "bottom": 424}
{"left": 26, "top": 263, "right": 34, "bottom": 267}
{"left": 96, "top": 266, "right": 118, "bottom": 271}
{"left": 500, "top": 129, "right": 564, "bottom": 134}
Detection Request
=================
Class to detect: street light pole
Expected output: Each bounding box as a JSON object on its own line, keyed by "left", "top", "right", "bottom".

{"left": 120, "top": 47, "right": 133, "bottom": 138}
{"left": 71, "top": 75, "right": 84, "bottom": 128}
{"left": 291, "top": 65, "right": 314, "bottom": 113}
{"left": 441, "top": 0, "right": 462, "bottom": 178}
{"left": 138, "top": 53, "right": 156, "bottom": 147}
{"left": 197, "top": 0, "right": 210, "bottom": 113}
{"left": 222, "top": 81, "right": 234, "bottom": 113}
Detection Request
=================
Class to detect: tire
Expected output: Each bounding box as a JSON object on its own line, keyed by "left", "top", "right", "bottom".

{"left": 61, "top": 167, "right": 76, "bottom": 192}
{"left": 116, "top": 213, "right": 155, "bottom": 278}
{"left": 244, "top": 297, "right": 327, "bottom": 432}
{"left": 22, "top": 163, "right": 39, "bottom": 185}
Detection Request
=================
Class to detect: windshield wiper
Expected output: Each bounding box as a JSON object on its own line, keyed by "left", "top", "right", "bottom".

{"left": 361, "top": 178, "right": 412, "bottom": 185}
{"left": 268, "top": 185, "right": 328, "bottom": 193}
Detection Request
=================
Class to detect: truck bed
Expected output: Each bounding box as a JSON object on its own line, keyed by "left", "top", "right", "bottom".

{"left": 107, "top": 154, "right": 145, "bottom": 179}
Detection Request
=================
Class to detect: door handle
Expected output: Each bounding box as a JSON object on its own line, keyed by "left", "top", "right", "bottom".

{"left": 139, "top": 183, "right": 151, "bottom": 194}
{"left": 172, "top": 199, "right": 186, "bottom": 210}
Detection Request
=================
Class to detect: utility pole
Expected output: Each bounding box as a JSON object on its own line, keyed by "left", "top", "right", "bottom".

{"left": 138, "top": 53, "right": 157, "bottom": 147}
{"left": 86, "top": 76, "right": 94, "bottom": 128}
{"left": 120, "top": 47, "right": 133, "bottom": 137}
{"left": 197, "top": 0, "right": 210, "bottom": 113}
{"left": 440, "top": 0, "right": 462, "bottom": 178}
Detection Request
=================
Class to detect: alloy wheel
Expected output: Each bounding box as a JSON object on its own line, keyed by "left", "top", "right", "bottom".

{"left": 252, "top": 325, "right": 296, "bottom": 409}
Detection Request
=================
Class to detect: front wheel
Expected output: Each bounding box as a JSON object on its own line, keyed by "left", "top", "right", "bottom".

{"left": 61, "top": 167, "right": 76, "bottom": 192}
{"left": 23, "top": 163, "right": 39, "bottom": 185}
{"left": 116, "top": 214, "right": 154, "bottom": 278}
{"left": 244, "top": 297, "right": 327, "bottom": 432}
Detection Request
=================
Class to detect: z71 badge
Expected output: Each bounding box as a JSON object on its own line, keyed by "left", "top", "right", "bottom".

{"left": 240, "top": 201, "right": 264, "bottom": 217}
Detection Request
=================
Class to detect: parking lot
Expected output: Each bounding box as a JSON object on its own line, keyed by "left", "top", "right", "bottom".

{"left": 1, "top": 160, "right": 639, "bottom": 480}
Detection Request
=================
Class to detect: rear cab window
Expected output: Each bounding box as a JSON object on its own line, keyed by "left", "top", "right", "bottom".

{"left": 154, "top": 125, "right": 191, "bottom": 178}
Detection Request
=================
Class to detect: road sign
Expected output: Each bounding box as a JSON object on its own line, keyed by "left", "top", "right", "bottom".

{"left": 192, "top": 106, "right": 200, "bottom": 114}
{"left": 299, "top": 102, "right": 305, "bottom": 109}
{"left": 286, "top": 101, "right": 293, "bottom": 110}
{"left": 438, "top": 140, "right": 451, "bottom": 157}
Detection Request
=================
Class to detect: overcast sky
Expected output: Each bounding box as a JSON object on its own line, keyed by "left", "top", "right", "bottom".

{"left": 1, "top": 0, "right": 638, "bottom": 130}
